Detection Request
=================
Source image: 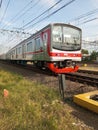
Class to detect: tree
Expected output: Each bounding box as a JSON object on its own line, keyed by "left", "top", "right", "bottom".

{"left": 90, "top": 51, "right": 98, "bottom": 61}
{"left": 82, "top": 49, "right": 89, "bottom": 54}
{"left": 81, "top": 49, "right": 89, "bottom": 62}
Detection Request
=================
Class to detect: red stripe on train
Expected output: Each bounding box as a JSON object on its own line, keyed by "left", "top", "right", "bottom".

{"left": 49, "top": 52, "right": 82, "bottom": 57}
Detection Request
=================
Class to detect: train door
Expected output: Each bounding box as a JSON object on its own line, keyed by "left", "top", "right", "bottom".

{"left": 22, "top": 44, "right": 26, "bottom": 59}
{"left": 34, "top": 37, "right": 44, "bottom": 60}
{"left": 43, "top": 33, "right": 48, "bottom": 60}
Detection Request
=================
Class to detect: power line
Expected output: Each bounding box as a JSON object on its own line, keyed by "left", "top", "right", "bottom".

{"left": 81, "top": 17, "right": 98, "bottom": 24}
{"left": 23, "top": 0, "right": 76, "bottom": 30}
{"left": 68, "top": 8, "right": 98, "bottom": 24}
{"left": 0, "top": 0, "right": 2, "bottom": 8}
{"left": 1, "top": 0, "right": 62, "bottom": 44}
{"left": 8, "top": 0, "right": 40, "bottom": 25}
{"left": 25, "top": 0, "right": 55, "bottom": 21}
{"left": 0, "top": 0, "right": 11, "bottom": 24}
{"left": 75, "top": 16, "right": 98, "bottom": 25}
{"left": 4, "top": 0, "right": 75, "bottom": 46}
{"left": 75, "top": 8, "right": 98, "bottom": 21}
{"left": 2, "top": 0, "right": 35, "bottom": 29}
{"left": 21, "top": 0, "right": 64, "bottom": 29}
{"left": 0, "top": 0, "right": 40, "bottom": 46}
{"left": 0, "top": 28, "right": 31, "bottom": 35}
{"left": 0, "top": 28, "right": 31, "bottom": 48}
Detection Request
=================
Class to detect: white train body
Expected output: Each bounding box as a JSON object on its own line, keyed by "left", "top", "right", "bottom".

{"left": 5, "top": 23, "right": 82, "bottom": 73}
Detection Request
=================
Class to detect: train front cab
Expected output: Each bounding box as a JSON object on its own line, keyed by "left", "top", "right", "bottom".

{"left": 47, "top": 23, "right": 82, "bottom": 74}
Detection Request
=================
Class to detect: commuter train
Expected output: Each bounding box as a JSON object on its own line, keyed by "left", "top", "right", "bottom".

{"left": 2, "top": 23, "right": 82, "bottom": 73}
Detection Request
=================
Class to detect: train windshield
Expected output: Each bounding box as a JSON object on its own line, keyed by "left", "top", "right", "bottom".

{"left": 52, "top": 25, "right": 81, "bottom": 51}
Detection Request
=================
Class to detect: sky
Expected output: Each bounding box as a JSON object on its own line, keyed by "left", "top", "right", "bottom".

{"left": 0, "top": 0, "right": 98, "bottom": 53}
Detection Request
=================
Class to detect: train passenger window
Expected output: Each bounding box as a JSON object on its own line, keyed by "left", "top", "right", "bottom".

{"left": 32, "top": 39, "right": 35, "bottom": 51}
{"left": 11, "top": 50, "right": 15, "bottom": 58}
{"left": 12, "top": 50, "right": 15, "bottom": 55}
{"left": 19, "top": 47, "right": 22, "bottom": 54}
{"left": 23, "top": 44, "right": 26, "bottom": 52}
{"left": 17, "top": 47, "right": 22, "bottom": 54}
{"left": 27, "top": 42, "right": 32, "bottom": 52}
{"left": 35, "top": 38, "right": 41, "bottom": 50}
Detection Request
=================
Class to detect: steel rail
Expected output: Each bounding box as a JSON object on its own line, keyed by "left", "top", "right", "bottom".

{"left": 66, "top": 73, "right": 98, "bottom": 87}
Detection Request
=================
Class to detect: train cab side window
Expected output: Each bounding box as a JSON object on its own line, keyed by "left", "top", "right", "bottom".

{"left": 43, "top": 33, "right": 48, "bottom": 45}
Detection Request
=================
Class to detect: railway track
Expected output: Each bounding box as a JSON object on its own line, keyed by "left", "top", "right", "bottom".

{"left": 0, "top": 61, "right": 98, "bottom": 99}
{"left": 0, "top": 60, "right": 54, "bottom": 76}
{"left": 66, "top": 70, "right": 98, "bottom": 87}
{"left": 1, "top": 61, "right": 98, "bottom": 87}
{"left": 78, "top": 69, "right": 98, "bottom": 75}
{"left": 15, "top": 66, "right": 98, "bottom": 88}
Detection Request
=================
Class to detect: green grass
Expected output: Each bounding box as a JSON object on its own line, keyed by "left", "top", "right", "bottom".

{"left": 0, "top": 69, "right": 85, "bottom": 130}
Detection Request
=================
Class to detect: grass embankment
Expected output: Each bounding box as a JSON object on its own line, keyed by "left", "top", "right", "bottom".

{"left": 0, "top": 69, "right": 80, "bottom": 130}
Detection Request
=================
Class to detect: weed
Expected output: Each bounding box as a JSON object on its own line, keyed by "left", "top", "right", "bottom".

{"left": 0, "top": 69, "right": 88, "bottom": 130}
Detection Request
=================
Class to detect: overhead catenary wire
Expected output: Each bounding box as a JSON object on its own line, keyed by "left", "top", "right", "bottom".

{"left": 2, "top": 0, "right": 64, "bottom": 43}
{"left": 3, "top": 0, "right": 75, "bottom": 48}
{"left": 80, "top": 17, "right": 98, "bottom": 25}
{"left": 75, "top": 8, "right": 98, "bottom": 21}
{"left": 0, "top": 0, "right": 38, "bottom": 46}
{"left": 7, "top": 0, "right": 40, "bottom": 25}
{"left": 0, "top": 0, "right": 40, "bottom": 48}
{"left": 0, "top": 0, "right": 2, "bottom": 8}
{"left": 1, "top": 0, "right": 98, "bottom": 54}
{"left": 21, "top": 0, "right": 64, "bottom": 29}
{"left": 1, "top": 0, "right": 35, "bottom": 29}
{"left": 23, "top": 0, "right": 76, "bottom": 30}
{"left": 0, "top": 28, "right": 31, "bottom": 35}
{"left": 68, "top": 8, "right": 98, "bottom": 25}
{"left": 0, "top": 0, "right": 11, "bottom": 24}
{"left": 0, "top": 28, "right": 31, "bottom": 47}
